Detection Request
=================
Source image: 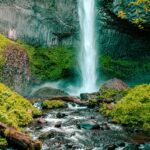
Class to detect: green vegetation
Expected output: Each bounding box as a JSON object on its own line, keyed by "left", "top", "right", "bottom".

{"left": 100, "top": 84, "right": 150, "bottom": 129}
{"left": 19, "top": 41, "right": 76, "bottom": 81}
{"left": 41, "top": 100, "right": 65, "bottom": 109}
{"left": 0, "top": 34, "right": 15, "bottom": 65}
{"left": 116, "top": 0, "right": 150, "bottom": 29}
{"left": 99, "top": 87, "right": 128, "bottom": 102}
{"left": 0, "top": 137, "right": 8, "bottom": 148}
{"left": 89, "top": 99, "right": 99, "bottom": 107}
{"left": 100, "top": 55, "right": 150, "bottom": 79}
{"left": 0, "top": 83, "right": 42, "bottom": 128}
{"left": 0, "top": 34, "right": 76, "bottom": 83}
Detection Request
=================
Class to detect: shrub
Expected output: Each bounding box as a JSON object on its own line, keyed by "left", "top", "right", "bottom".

{"left": 101, "top": 84, "right": 150, "bottom": 129}
{"left": 0, "top": 138, "right": 8, "bottom": 148}
{"left": 99, "top": 88, "right": 128, "bottom": 102}
{"left": 0, "top": 83, "right": 42, "bottom": 128}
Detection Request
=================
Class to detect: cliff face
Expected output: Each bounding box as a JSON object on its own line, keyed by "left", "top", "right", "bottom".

{"left": 97, "top": 0, "right": 150, "bottom": 57}
{"left": 0, "top": 0, "right": 78, "bottom": 46}
{"left": 0, "top": 0, "right": 149, "bottom": 85}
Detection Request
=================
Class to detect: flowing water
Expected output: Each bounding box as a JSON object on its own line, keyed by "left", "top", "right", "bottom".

{"left": 78, "top": 0, "right": 98, "bottom": 93}
{"left": 23, "top": 103, "right": 150, "bottom": 150}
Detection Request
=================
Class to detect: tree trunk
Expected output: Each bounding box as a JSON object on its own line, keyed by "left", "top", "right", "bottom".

{"left": 0, "top": 122, "right": 42, "bottom": 150}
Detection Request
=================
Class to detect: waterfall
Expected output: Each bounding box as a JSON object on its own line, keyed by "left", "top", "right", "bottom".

{"left": 78, "top": 0, "right": 98, "bottom": 93}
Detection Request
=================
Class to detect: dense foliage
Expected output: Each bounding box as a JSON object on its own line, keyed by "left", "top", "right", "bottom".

{"left": 0, "top": 138, "right": 7, "bottom": 148}
{"left": 0, "top": 83, "right": 41, "bottom": 128}
{"left": 101, "top": 84, "right": 150, "bottom": 129}
{"left": 41, "top": 100, "right": 65, "bottom": 109}
{"left": 19, "top": 42, "right": 76, "bottom": 81}
{"left": 114, "top": 0, "right": 150, "bottom": 29}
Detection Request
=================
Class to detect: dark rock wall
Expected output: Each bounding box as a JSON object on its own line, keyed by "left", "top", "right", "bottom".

{"left": 96, "top": 0, "right": 150, "bottom": 57}
{"left": 0, "top": 0, "right": 79, "bottom": 47}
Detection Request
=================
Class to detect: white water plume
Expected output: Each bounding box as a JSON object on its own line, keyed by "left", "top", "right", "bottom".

{"left": 78, "top": 0, "right": 98, "bottom": 93}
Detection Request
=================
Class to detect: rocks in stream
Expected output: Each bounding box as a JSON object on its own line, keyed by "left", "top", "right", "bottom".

{"left": 55, "top": 122, "right": 62, "bottom": 128}
{"left": 77, "top": 121, "right": 100, "bottom": 130}
{"left": 31, "top": 87, "right": 68, "bottom": 99}
{"left": 56, "top": 112, "right": 67, "bottom": 118}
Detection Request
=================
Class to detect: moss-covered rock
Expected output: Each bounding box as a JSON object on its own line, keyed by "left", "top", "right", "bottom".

{"left": 99, "top": 79, "right": 128, "bottom": 102}
{"left": 0, "top": 83, "right": 42, "bottom": 128}
{"left": 41, "top": 100, "right": 65, "bottom": 109}
{"left": 99, "top": 88, "right": 128, "bottom": 102}
{"left": 100, "top": 84, "right": 150, "bottom": 130}
{"left": 0, "top": 137, "right": 8, "bottom": 148}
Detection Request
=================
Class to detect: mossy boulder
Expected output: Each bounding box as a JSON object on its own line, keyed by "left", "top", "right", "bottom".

{"left": 0, "top": 83, "right": 42, "bottom": 128}
{"left": 31, "top": 87, "right": 68, "bottom": 99}
{"left": 99, "top": 78, "right": 128, "bottom": 102}
{"left": 41, "top": 100, "right": 65, "bottom": 109}
{"left": 100, "top": 84, "right": 150, "bottom": 130}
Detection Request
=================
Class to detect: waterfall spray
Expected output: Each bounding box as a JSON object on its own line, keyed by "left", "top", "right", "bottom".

{"left": 78, "top": 0, "right": 98, "bottom": 93}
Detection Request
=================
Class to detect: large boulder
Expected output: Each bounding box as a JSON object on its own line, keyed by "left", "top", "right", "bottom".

{"left": 31, "top": 87, "right": 68, "bottom": 99}
{"left": 101, "top": 78, "right": 128, "bottom": 91}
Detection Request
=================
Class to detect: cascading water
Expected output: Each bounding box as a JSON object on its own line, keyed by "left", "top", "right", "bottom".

{"left": 78, "top": 0, "right": 98, "bottom": 93}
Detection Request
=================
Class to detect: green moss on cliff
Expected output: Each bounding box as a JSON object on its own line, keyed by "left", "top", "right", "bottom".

{"left": 100, "top": 55, "right": 150, "bottom": 79}
{"left": 18, "top": 41, "right": 76, "bottom": 81}
{"left": 0, "top": 35, "right": 76, "bottom": 83}
{"left": 0, "top": 83, "right": 42, "bottom": 128}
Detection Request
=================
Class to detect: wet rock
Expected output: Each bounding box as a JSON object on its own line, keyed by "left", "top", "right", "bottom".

{"left": 132, "top": 134, "right": 150, "bottom": 144}
{"left": 100, "top": 123, "right": 110, "bottom": 130}
{"left": 56, "top": 112, "right": 67, "bottom": 118}
{"left": 77, "top": 121, "right": 100, "bottom": 130}
{"left": 80, "top": 92, "right": 99, "bottom": 101}
{"left": 55, "top": 122, "right": 62, "bottom": 128}
{"left": 105, "top": 103, "right": 115, "bottom": 110}
{"left": 37, "top": 118, "right": 47, "bottom": 124}
{"left": 123, "top": 144, "right": 139, "bottom": 150}
{"left": 65, "top": 143, "right": 74, "bottom": 149}
{"left": 101, "top": 78, "right": 128, "bottom": 91}
{"left": 117, "top": 142, "right": 126, "bottom": 147}
{"left": 80, "top": 93, "right": 90, "bottom": 100}
{"left": 90, "top": 116, "right": 96, "bottom": 119}
{"left": 107, "top": 144, "right": 117, "bottom": 150}
{"left": 143, "top": 142, "right": 150, "bottom": 150}
{"left": 39, "top": 130, "right": 65, "bottom": 140}
{"left": 31, "top": 87, "right": 68, "bottom": 99}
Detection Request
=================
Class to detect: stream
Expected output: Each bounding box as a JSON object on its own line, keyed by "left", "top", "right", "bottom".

{"left": 16, "top": 103, "right": 150, "bottom": 150}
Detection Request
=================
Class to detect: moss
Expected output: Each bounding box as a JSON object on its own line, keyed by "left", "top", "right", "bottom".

{"left": 0, "top": 83, "right": 42, "bottom": 128}
{"left": 0, "top": 34, "right": 15, "bottom": 65}
{"left": 99, "top": 88, "right": 128, "bottom": 102}
{"left": 0, "top": 138, "right": 8, "bottom": 148}
{"left": 100, "top": 55, "right": 150, "bottom": 80}
{"left": 41, "top": 100, "right": 65, "bottom": 109}
{"left": 100, "top": 84, "right": 150, "bottom": 130}
{"left": 0, "top": 35, "right": 76, "bottom": 83}
{"left": 18, "top": 41, "right": 76, "bottom": 81}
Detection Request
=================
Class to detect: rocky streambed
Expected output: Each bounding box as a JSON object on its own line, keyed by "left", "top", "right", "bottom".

{"left": 5, "top": 102, "right": 150, "bottom": 150}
